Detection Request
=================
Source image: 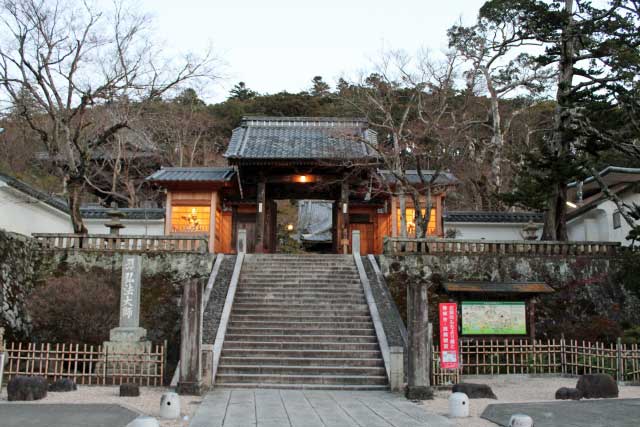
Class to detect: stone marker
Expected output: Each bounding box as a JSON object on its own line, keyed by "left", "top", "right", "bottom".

{"left": 555, "top": 387, "right": 582, "bottom": 400}
{"left": 576, "top": 373, "right": 619, "bottom": 399}
{"left": 100, "top": 255, "right": 152, "bottom": 376}
{"left": 48, "top": 378, "right": 77, "bottom": 392}
{"left": 7, "top": 376, "right": 48, "bottom": 401}
{"left": 453, "top": 383, "right": 498, "bottom": 399}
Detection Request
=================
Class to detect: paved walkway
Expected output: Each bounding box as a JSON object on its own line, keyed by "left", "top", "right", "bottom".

{"left": 190, "top": 389, "right": 453, "bottom": 427}
{"left": 0, "top": 403, "right": 138, "bottom": 427}
{"left": 482, "top": 398, "right": 640, "bottom": 427}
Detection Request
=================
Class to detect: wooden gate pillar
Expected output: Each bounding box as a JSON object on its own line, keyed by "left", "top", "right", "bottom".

{"left": 340, "top": 181, "right": 350, "bottom": 254}
{"left": 255, "top": 180, "right": 266, "bottom": 253}
{"left": 406, "top": 278, "right": 433, "bottom": 400}
{"left": 178, "top": 278, "right": 202, "bottom": 395}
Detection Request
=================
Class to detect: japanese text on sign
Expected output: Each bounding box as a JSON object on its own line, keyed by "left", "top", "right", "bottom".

{"left": 439, "top": 302, "right": 459, "bottom": 369}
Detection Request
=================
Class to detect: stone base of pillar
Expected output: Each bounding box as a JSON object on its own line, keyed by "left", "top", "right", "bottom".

{"left": 405, "top": 386, "right": 434, "bottom": 400}
{"left": 177, "top": 380, "right": 202, "bottom": 396}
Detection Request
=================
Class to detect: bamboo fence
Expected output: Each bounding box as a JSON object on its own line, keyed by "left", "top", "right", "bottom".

{"left": 432, "top": 338, "right": 640, "bottom": 386}
{"left": 2, "top": 342, "right": 165, "bottom": 386}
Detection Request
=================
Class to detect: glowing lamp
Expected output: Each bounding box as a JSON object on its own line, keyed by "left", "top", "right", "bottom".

{"left": 286, "top": 223, "right": 294, "bottom": 231}
{"left": 298, "top": 175, "right": 308, "bottom": 183}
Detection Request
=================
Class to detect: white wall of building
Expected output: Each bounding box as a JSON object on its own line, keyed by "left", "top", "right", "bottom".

{"left": 0, "top": 184, "right": 72, "bottom": 236}
{"left": 568, "top": 193, "right": 640, "bottom": 244}
{"left": 84, "top": 219, "right": 165, "bottom": 235}
{"left": 444, "top": 222, "right": 542, "bottom": 241}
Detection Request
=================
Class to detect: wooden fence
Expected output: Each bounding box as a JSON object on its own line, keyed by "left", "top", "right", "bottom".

{"left": 384, "top": 238, "right": 620, "bottom": 256}
{"left": 431, "top": 338, "right": 640, "bottom": 386}
{"left": 2, "top": 342, "right": 165, "bottom": 386}
{"left": 33, "top": 233, "right": 208, "bottom": 253}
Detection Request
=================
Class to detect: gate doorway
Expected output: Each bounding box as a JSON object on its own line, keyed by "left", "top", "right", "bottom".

{"left": 274, "top": 200, "right": 334, "bottom": 253}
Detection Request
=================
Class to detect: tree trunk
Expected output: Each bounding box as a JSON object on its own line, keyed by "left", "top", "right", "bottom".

{"left": 542, "top": 0, "right": 574, "bottom": 241}
{"left": 66, "top": 178, "right": 88, "bottom": 234}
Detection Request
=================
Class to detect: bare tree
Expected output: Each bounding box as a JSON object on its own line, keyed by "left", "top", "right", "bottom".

{"left": 340, "top": 50, "right": 464, "bottom": 239}
{"left": 448, "top": 17, "right": 555, "bottom": 201}
{"left": 0, "top": 0, "right": 218, "bottom": 232}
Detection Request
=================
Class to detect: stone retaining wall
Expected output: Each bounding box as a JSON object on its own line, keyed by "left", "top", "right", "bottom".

{"left": 377, "top": 253, "right": 640, "bottom": 341}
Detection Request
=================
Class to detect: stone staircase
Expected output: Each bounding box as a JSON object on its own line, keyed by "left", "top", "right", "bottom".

{"left": 215, "top": 254, "right": 388, "bottom": 390}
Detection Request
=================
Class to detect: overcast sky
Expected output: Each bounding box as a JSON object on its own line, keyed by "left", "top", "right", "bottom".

{"left": 139, "top": 0, "right": 487, "bottom": 102}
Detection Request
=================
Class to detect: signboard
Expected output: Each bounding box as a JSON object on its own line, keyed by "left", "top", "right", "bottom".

{"left": 439, "top": 303, "right": 459, "bottom": 369}
{"left": 462, "top": 301, "right": 527, "bottom": 335}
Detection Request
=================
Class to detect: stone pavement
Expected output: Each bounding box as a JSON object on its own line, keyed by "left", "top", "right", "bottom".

{"left": 190, "top": 389, "right": 453, "bottom": 427}
{"left": 482, "top": 398, "right": 640, "bottom": 427}
{"left": 0, "top": 403, "right": 138, "bottom": 427}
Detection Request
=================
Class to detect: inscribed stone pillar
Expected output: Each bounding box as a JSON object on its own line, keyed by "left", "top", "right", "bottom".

{"left": 340, "top": 181, "right": 350, "bottom": 253}
{"left": 406, "top": 278, "right": 433, "bottom": 400}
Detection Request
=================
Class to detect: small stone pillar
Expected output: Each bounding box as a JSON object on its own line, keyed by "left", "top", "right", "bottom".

{"left": 406, "top": 278, "right": 433, "bottom": 400}
{"left": 178, "top": 278, "right": 202, "bottom": 395}
{"left": 390, "top": 346, "right": 405, "bottom": 392}
{"left": 237, "top": 229, "right": 247, "bottom": 254}
{"left": 0, "top": 327, "right": 5, "bottom": 393}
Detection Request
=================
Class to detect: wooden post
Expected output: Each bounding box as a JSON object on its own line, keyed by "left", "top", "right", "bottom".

{"left": 406, "top": 279, "right": 433, "bottom": 399}
{"left": 178, "top": 278, "right": 203, "bottom": 395}
{"left": 341, "top": 181, "right": 350, "bottom": 254}
{"left": 0, "top": 327, "right": 4, "bottom": 393}
{"left": 617, "top": 337, "right": 623, "bottom": 383}
{"left": 255, "top": 180, "right": 266, "bottom": 253}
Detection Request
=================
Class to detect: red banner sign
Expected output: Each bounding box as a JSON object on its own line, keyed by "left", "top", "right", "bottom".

{"left": 439, "top": 302, "right": 459, "bottom": 369}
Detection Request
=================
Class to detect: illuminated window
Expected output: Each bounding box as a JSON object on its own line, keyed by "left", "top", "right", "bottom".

{"left": 171, "top": 206, "right": 210, "bottom": 233}
{"left": 396, "top": 208, "right": 437, "bottom": 236}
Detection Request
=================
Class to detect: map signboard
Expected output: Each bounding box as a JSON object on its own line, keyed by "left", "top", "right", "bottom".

{"left": 461, "top": 301, "right": 526, "bottom": 335}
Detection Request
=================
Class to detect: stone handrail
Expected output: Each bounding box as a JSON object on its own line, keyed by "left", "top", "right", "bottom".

{"left": 33, "top": 233, "right": 208, "bottom": 253}
{"left": 383, "top": 237, "right": 620, "bottom": 256}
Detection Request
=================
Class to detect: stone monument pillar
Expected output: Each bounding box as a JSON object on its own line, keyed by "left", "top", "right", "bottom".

{"left": 102, "top": 255, "right": 152, "bottom": 374}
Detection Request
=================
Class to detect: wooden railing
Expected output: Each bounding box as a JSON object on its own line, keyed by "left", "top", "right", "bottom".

{"left": 3, "top": 341, "right": 165, "bottom": 386}
{"left": 431, "top": 338, "right": 640, "bottom": 386}
{"left": 383, "top": 237, "right": 620, "bottom": 256}
{"left": 33, "top": 233, "right": 208, "bottom": 253}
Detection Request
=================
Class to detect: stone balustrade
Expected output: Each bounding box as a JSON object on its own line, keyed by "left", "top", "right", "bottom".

{"left": 382, "top": 237, "right": 620, "bottom": 256}
{"left": 33, "top": 233, "right": 209, "bottom": 253}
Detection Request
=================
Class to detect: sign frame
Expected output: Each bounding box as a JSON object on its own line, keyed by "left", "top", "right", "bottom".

{"left": 438, "top": 302, "right": 459, "bottom": 369}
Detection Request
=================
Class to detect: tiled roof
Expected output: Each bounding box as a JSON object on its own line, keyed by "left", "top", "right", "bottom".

{"left": 225, "top": 116, "right": 378, "bottom": 161}
{"left": 0, "top": 172, "right": 69, "bottom": 213}
{"left": 379, "top": 170, "right": 459, "bottom": 186}
{"left": 80, "top": 207, "right": 165, "bottom": 220}
{"left": 445, "top": 211, "right": 544, "bottom": 223}
{"left": 146, "top": 167, "right": 236, "bottom": 183}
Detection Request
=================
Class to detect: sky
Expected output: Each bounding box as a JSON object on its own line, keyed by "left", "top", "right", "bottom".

{"left": 139, "top": 0, "right": 487, "bottom": 103}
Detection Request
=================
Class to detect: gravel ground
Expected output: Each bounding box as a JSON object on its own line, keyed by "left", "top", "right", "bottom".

{"left": 425, "top": 376, "right": 640, "bottom": 427}
{"left": 0, "top": 386, "right": 202, "bottom": 427}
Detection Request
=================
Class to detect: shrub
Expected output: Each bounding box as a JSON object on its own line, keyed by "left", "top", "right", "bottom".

{"left": 26, "top": 271, "right": 118, "bottom": 345}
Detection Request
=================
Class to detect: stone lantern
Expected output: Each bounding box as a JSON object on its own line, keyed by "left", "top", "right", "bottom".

{"left": 105, "top": 202, "right": 126, "bottom": 235}
{"left": 521, "top": 220, "right": 539, "bottom": 241}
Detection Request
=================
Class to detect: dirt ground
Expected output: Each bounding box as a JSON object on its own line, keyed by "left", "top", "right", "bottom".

{"left": 0, "top": 386, "right": 202, "bottom": 427}
{"left": 426, "top": 376, "right": 640, "bottom": 427}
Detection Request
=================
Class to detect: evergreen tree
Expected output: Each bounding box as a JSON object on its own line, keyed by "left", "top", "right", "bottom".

{"left": 310, "top": 76, "right": 331, "bottom": 97}
{"left": 229, "top": 82, "right": 257, "bottom": 101}
{"left": 482, "top": 0, "right": 640, "bottom": 240}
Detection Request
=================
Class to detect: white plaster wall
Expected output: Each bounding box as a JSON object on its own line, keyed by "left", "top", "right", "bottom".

{"left": 444, "top": 222, "right": 542, "bottom": 241}
{"left": 0, "top": 185, "right": 72, "bottom": 235}
{"left": 568, "top": 193, "right": 640, "bottom": 244}
{"left": 84, "top": 219, "right": 165, "bottom": 235}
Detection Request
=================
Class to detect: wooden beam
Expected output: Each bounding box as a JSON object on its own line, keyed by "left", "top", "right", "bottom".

{"left": 164, "top": 191, "right": 173, "bottom": 235}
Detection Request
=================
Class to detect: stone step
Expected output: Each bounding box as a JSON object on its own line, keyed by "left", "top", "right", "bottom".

{"left": 228, "top": 321, "right": 376, "bottom": 330}
{"left": 231, "top": 309, "right": 371, "bottom": 317}
{"left": 219, "top": 356, "right": 384, "bottom": 367}
{"left": 230, "top": 314, "right": 372, "bottom": 323}
{"left": 237, "top": 285, "right": 363, "bottom": 292}
{"left": 223, "top": 341, "right": 380, "bottom": 351}
{"left": 214, "top": 383, "right": 389, "bottom": 391}
{"left": 221, "top": 348, "right": 382, "bottom": 359}
{"left": 226, "top": 327, "right": 376, "bottom": 336}
{"left": 215, "top": 373, "right": 388, "bottom": 386}
{"left": 233, "top": 297, "right": 368, "bottom": 305}
{"left": 241, "top": 267, "right": 357, "bottom": 272}
{"left": 217, "top": 364, "right": 387, "bottom": 376}
{"left": 233, "top": 301, "right": 369, "bottom": 314}
{"left": 224, "top": 334, "right": 378, "bottom": 343}
{"left": 240, "top": 278, "right": 361, "bottom": 284}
